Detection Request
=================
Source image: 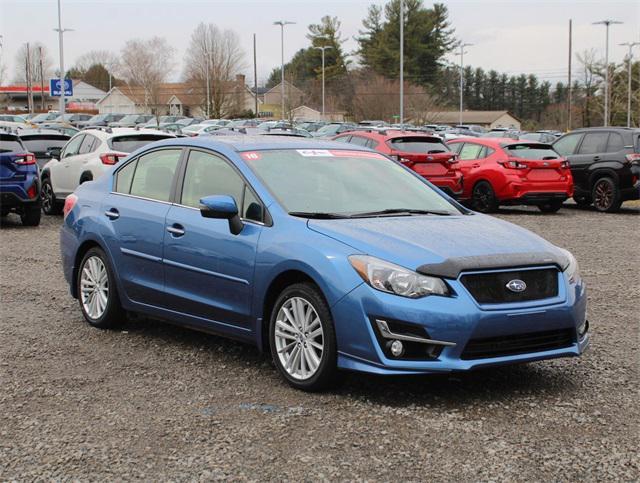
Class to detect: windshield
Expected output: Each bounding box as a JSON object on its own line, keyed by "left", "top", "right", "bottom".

{"left": 118, "top": 115, "right": 139, "bottom": 123}
{"left": 108, "top": 134, "right": 173, "bottom": 153}
{"left": 388, "top": 137, "right": 449, "bottom": 153}
{"left": 505, "top": 144, "right": 560, "bottom": 160}
{"left": 89, "top": 114, "right": 107, "bottom": 122}
{"left": 31, "top": 113, "right": 56, "bottom": 123}
{"left": 243, "top": 149, "right": 461, "bottom": 216}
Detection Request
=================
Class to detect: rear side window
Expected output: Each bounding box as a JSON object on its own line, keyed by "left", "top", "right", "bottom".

{"left": 0, "top": 135, "right": 25, "bottom": 153}
{"left": 79, "top": 134, "right": 98, "bottom": 154}
{"left": 333, "top": 136, "right": 351, "bottom": 143}
{"left": 129, "top": 149, "right": 181, "bottom": 202}
{"left": 19, "top": 135, "right": 69, "bottom": 155}
{"left": 388, "top": 137, "right": 449, "bottom": 153}
{"left": 109, "top": 135, "right": 172, "bottom": 153}
{"left": 61, "top": 134, "right": 85, "bottom": 158}
{"left": 458, "top": 143, "right": 483, "bottom": 160}
{"left": 505, "top": 144, "right": 559, "bottom": 160}
{"left": 606, "top": 132, "right": 625, "bottom": 152}
{"left": 578, "top": 132, "right": 609, "bottom": 155}
{"left": 553, "top": 133, "right": 582, "bottom": 156}
{"left": 349, "top": 136, "right": 370, "bottom": 147}
{"left": 448, "top": 142, "right": 463, "bottom": 154}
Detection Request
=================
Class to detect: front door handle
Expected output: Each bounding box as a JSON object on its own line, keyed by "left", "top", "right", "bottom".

{"left": 593, "top": 156, "right": 600, "bottom": 161}
{"left": 472, "top": 163, "right": 480, "bottom": 168}
{"left": 104, "top": 208, "right": 119, "bottom": 220}
{"left": 166, "top": 224, "right": 185, "bottom": 237}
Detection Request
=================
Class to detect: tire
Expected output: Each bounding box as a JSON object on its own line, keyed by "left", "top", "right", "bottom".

{"left": 537, "top": 200, "right": 564, "bottom": 213}
{"left": 573, "top": 195, "right": 592, "bottom": 208}
{"left": 79, "top": 173, "right": 93, "bottom": 185}
{"left": 471, "top": 181, "right": 499, "bottom": 213}
{"left": 41, "top": 178, "right": 63, "bottom": 215}
{"left": 77, "top": 247, "right": 125, "bottom": 329}
{"left": 20, "top": 204, "right": 41, "bottom": 226}
{"left": 269, "top": 282, "right": 338, "bottom": 392}
{"left": 591, "top": 177, "right": 622, "bottom": 213}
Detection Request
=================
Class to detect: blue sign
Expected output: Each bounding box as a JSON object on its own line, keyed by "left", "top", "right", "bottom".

{"left": 49, "top": 78, "right": 73, "bottom": 97}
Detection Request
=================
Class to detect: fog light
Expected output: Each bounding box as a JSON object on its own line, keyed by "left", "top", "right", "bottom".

{"left": 578, "top": 320, "right": 589, "bottom": 338}
{"left": 390, "top": 340, "right": 404, "bottom": 357}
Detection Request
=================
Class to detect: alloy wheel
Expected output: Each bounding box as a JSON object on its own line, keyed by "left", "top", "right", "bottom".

{"left": 80, "top": 255, "right": 109, "bottom": 320}
{"left": 41, "top": 182, "right": 53, "bottom": 212}
{"left": 274, "top": 297, "right": 324, "bottom": 380}
{"left": 593, "top": 180, "right": 613, "bottom": 211}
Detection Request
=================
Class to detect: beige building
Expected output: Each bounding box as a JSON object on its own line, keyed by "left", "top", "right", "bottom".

{"left": 426, "top": 110, "right": 521, "bottom": 130}
{"left": 291, "top": 105, "right": 345, "bottom": 122}
{"left": 263, "top": 80, "right": 306, "bottom": 109}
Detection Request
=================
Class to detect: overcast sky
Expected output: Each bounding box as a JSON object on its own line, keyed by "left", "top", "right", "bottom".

{"left": 1, "top": 0, "right": 639, "bottom": 87}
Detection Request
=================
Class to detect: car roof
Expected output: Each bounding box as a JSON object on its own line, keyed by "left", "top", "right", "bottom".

{"left": 339, "top": 129, "right": 442, "bottom": 141}
{"left": 80, "top": 127, "right": 175, "bottom": 139}
{"left": 146, "top": 135, "right": 373, "bottom": 153}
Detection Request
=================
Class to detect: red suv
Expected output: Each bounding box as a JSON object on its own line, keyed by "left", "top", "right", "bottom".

{"left": 333, "top": 129, "right": 463, "bottom": 197}
{"left": 447, "top": 137, "right": 573, "bottom": 213}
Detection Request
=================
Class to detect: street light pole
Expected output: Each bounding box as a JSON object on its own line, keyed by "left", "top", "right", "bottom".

{"left": 313, "top": 45, "right": 333, "bottom": 118}
{"left": 620, "top": 42, "right": 639, "bottom": 127}
{"left": 399, "top": 0, "right": 404, "bottom": 128}
{"left": 274, "top": 20, "right": 295, "bottom": 120}
{"left": 457, "top": 42, "right": 473, "bottom": 126}
{"left": 205, "top": 49, "right": 211, "bottom": 118}
{"left": 593, "top": 20, "right": 623, "bottom": 126}
{"left": 54, "top": 0, "right": 72, "bottom": 115}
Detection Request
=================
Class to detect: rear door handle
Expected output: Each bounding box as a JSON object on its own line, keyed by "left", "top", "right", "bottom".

{"left": 166, "top": 224, "right": 185, "bottom": 237}
{"left": 104, "top": 208, "right": 119, "bottom": 220}
{"left": 472, "top": 163, "right": 480, "bottom": 168}
{"left": 593, "top": 156, "right": 600, "bottom": 161}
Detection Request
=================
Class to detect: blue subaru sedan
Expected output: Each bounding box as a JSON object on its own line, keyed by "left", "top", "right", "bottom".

{"left": 60, "top": 136, "right": 589, "bottom": 391}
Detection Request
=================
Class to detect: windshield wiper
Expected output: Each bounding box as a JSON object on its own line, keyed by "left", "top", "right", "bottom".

{"left": 288, "top": 211, "right": 351, "bottom": 219}
{"left": 350, "top": 208, "right": 453, "bottom": 217}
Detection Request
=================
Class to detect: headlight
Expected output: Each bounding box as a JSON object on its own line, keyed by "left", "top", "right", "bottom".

{"left": 560, "top": 249, "right": 580, "bottom": 283}
{"left": 349, "top": 255, "right": 450, "bottom": 298}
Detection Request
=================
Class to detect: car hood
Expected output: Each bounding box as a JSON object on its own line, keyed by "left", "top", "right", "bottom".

{"left": 307, "top": 214, "right": 568, "bottom": 278}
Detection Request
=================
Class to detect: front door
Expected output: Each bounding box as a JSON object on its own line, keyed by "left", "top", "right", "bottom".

{"left": 162, "top": 149, "right": 264, "bottom": 331}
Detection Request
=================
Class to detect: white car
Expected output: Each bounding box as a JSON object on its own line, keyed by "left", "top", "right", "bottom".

{"left": 181, "top": 123, "right": 224, "bottom": 136}
{"left": 40, "top": 127, "right": 174, "bottom": 215}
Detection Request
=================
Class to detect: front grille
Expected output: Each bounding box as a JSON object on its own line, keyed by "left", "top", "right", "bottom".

{"left": 460, "top": 268, "right": 558, "bottom": 304}
{"left": 461, "top": 328, "right": 575, "bottom": 360}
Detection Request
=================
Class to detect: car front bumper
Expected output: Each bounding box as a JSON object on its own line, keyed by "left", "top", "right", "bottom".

{"left": 332, "top": 268, "right": 588, "bottom": 375}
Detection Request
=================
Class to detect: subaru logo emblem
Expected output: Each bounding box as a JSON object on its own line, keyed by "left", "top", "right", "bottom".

{"left": 506, "top": 279, "right": 527, "bottom": 293}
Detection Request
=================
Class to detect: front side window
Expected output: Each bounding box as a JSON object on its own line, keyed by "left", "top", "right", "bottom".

{"left": 553, "top": 133, "right": 582, "bottom": 156}
{"left": 115, "top": 159, "right": 137, "bottom": 194}
{"left": 129, "top": 149, "right": 181, "bottom": 202}
{"left": 181, "top": 150, "right": 244, "bottom": 209}
{"left": 244, "top": 149, "right": 460, "bottom": 216}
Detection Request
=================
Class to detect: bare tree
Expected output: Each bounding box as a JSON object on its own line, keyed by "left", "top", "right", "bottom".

{"left": 13, "top": 42, "right": 53, "bottom": 83}
{"left": 183, "top": 23, "right": 245, "bottom": 118}
{"left": 118, "top": 37, "right": 175, "bottom": 118}
{"left": 74, "top": 50, "right": 119, "bottom": 73}
{"left": 576, "top": 49, "right": 602, "bottom": 127}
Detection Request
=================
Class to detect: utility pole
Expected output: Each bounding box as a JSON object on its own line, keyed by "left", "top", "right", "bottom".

{"left": 274, "top": 20, "right": 295, "bottom": 121}
{"left": 567, "top": 19, "right": 572, "bottom": 131}
{"left": 593, "top": 19, "right": 623, "bottom": 126}
{"left": 457, "top": 42, "right": 473, "bottom": 126}
{"left": 39, "top": 46, "right": 45, "bottom": 111}
{"left": 620, "top": 42, "right": 639, "bottom": 127}
{"left": 54, "top": 0, "right": 73, "bottom": 115}
{"left": 399, "top": 0, "right": 404, "bottom": 128}
{"left": 314, "top": 45, "right": 333, "bottom": 118}
{"left": 205, "top": 49, "right": 211, "bottom": 118}
{"left": 253, "top": 33, "right": 258, "bottom": 119}
{"left": 26, "top": 43, "right": 34, "bottom": 114}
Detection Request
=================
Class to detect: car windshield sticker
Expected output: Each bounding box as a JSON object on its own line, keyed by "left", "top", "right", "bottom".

{"left": 296, "top": 149, "right": 334, "bottom": 157}
{"left": 240, "top": 152, "right": 262, "bottom": 161}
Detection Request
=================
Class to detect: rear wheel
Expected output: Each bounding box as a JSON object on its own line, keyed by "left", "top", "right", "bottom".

{"left": 20, "top": 204, "right": 41, "bottom": 226}
{"left": 537, "top": 200, "right": 564, "bottom": 213}
{"left": 592, "top": 177, "right": 621, "bottom": 213}
{"left": 41, "top": 178, "right": 63, "bottom": 215}
{"left": 269, "top": 283, "right": 338, "bottom": 391}
{"left": 77, "top": 247, "right": 124, "bottom": 329}
{"left": 471, "top": 181, "right": 499, "bottom": 213}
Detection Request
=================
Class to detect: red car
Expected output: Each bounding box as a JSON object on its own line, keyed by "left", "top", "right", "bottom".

{"left": 333, "top": 129, "right": 463, "bottom": 197}
{"left": 446, "top": 137, "right": 573, "bottom": 213}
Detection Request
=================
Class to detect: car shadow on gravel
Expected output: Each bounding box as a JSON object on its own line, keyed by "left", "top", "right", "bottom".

{"left": 0, "top": 214, "right": 32, "bottom": 228}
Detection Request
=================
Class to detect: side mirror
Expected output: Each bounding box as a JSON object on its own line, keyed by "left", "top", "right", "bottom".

{"left": 47, "top": 147, "right": 62, "bottom": 159}
{"left": 199, "top": 195, "right": 244, "bottom": 235}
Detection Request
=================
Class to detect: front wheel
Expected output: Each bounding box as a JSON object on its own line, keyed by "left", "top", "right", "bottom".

{"left": 471, "top": 181, "right": 499, "bottom": 213}
{"left": 537, "top": 200, "right": 564, "bottom": 213}
{"left": 269, "top": 283, "right": 338, "bottom": 391}
{"left": 592, "top": 177, "right": 622, "bottom": 213}
{"left": 77, "top": 247, "right": 124, "bottom": 329}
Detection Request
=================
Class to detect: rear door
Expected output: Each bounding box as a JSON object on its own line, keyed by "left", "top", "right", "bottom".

{"left": 102, "top": 148, "right": 183, "bottom": 307}
{"left": 61, "top": 133, "right": 100, "bottom": 192}
{"left": 162, "top": 149, "right": 263, "bottom": 331}
{"left": 51, "top": 133, "right": 84, "bottom": 196}
{"left": 553, "top": 132, "right": 588, "bottom": 191}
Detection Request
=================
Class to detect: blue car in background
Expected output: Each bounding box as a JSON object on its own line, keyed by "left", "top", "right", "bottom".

{"left": 0, "top": 132, "right": 41, "bottom": 226}
{"left": 60, "top": 136, "right": 589, "bottom": 391}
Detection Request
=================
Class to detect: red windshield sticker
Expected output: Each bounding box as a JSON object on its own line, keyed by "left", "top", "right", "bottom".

{"left": 329, "top": 150, "right": 386, "bottom": 159}
{"left": 241, "top": 152, "right": 262, "bottom": 161}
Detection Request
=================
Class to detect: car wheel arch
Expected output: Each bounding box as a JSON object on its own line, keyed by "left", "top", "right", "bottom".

{"left": 588, "top": 167, "right": 619, "bottom": 188}
{"left": 79, "top": 171, "right": 94, "bottom": 184}
{"left": 71, "top": 238, "right": 117, "bottom": 299}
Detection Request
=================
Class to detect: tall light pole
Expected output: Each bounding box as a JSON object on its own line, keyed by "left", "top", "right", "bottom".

{"left": 593, "top": 20, "right": 623, "bottom": 126}
{"left": 399, "top": 0, "right": 404, "bottom": 128}
{"left": 456, "top": 42, "right": 473, "bottom": 126}
{"left": 620, "top": 42, "right": 639, "bottom": 127}
{"left": 205, "top": 49, "right": 211, "bottom": 118}
{"left": 313, "top": 45, "right": 333, "bottom": 118}
{"left": 274, "top": 20, "right": 295, "bottom": 120}
{"left": 54, "top": 0, "right": 72, "bottom": 115}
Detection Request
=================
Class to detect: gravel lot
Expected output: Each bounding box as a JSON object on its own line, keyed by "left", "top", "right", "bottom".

{"left": 1, "top": 203, "right": 638, "bottom": 481}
